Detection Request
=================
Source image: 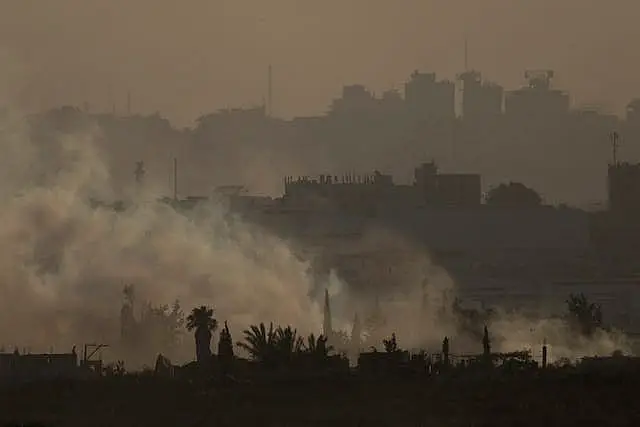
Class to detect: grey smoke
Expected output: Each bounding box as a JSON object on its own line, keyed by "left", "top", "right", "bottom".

{"left": 0, "top": 105, "right": 629, "bottom": 364}
{"left": 0, "top": 110, "right": 324, "bottom": 359}
{"left": 324, "top": 228, "right": 632, "bottom": 363}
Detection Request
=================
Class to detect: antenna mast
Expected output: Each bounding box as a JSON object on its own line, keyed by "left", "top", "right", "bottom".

{"left": 267, "top": 64, "right": 273, "bottom": 117}
{"left": 173, "top": 158, "right": 178, "bottom": 201}
{"left": 108, "top": 83, "right": 115, "bottom": 114}
{"left": 464, "top": 33, "right": 468, "bottom": 71}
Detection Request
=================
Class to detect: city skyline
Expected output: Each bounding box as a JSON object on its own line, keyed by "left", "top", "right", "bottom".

{"left": 1, "top": 0, "right": 640, "bottom": 125}
{"left": 12, "top": 66, "right": 638, "bottom": 126}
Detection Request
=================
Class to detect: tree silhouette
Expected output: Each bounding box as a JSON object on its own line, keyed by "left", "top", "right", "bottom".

{"left": 154, "top": 354, "right": 172, "bottom": 377}
{"left": 566, "top": 293, "right": 603, "bottom": 337}
{"left": 106, "top": 360, "right": 126, "bottom": 377}
{"left": 218, "top": 321, "right": 234, "bottom": 377}
{"left": 350, "top": 313, "right": 362, "bottom": 355}
{"left": 140, "top": 300, "right": 185, "bottom": 358}
{"left": 237, "top": 322, "right": 277, "bottom": 364}
{"left": 186, "top": 306, "right": 218, "bottom": 364}
{"left": 486, "top": 182, "right": 542, "bottom": 207}
{"left": 482, "top": 325, "right": 491, "bottom": 355}
{"left": 274, "top": 325, "right": 304, "bottom": 363}
{"left": 237, "top": 323, "right": 305, "bottom": 367}
{"left": 218, "top": 321, "right": 234, "bottom": 359}
{"left": 383, "top": 333, "right": 399, "bottom": 353}
{"left": 442, "top": 336, "right": 450, "bottom": 366}
{"left": 305, "top": 334, "right": 333, "bottom": 358}
{"left": 482, "top": 325, "right": 492, "bottom": 366}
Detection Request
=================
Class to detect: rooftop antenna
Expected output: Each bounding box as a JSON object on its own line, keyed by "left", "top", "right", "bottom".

{"left": 610, "top": 131, "right": 620, "bottom": 165}
{"left": 267, "top": 64, "right": 273, "bottom": 117}
{"left": 127, "top": 90, "right": 131, "bottom": 116}
{"left": 464, "top": 33, "right": 469, "bottom": 71}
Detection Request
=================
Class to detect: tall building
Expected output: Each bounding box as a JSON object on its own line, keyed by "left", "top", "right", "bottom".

{"left": 404, "top": 71, "right": 455, "bottom": 122}
{"left": 458, "top": 70, "right": 503, "bottom": 121}
{"left": 329, "top": 85, "right": 377, "bottom": 115}
{"left": 505, "top": 70, "right": 569, "bottom": 120}
{"left": 414, "top": 162, "right": 482, "bottom": 206}
{"left": 608, "top": 162, "right": 640, "bottom": 216}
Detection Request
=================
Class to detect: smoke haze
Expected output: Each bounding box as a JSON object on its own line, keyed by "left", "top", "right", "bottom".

{"left": 2, "top": 0, "right": 640, "bottom": 123}
{"left": 0, "top": 107, "right": 628, "bottom": 363}
{"left": 0, "top": 10, "right": 634, "bottom": 365}
{"left": 0, "top": 108, "right": 326, "bottom": 358}
{"left": 322, "top": 228, "right": 631, "bottom": 363}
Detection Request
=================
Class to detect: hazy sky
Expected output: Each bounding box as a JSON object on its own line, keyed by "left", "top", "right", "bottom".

{"left": 1, "top": 0, "right": 638, "bottom": 125}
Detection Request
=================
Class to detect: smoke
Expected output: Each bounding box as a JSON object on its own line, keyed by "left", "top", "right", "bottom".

{"left": 0, "top": 100, "right": 630, "bottom": 366}
{"left": 0, "top": 109, "right": 325, "bottom": 361}
{"left": 488, "top": 311, "right": 631, "bottom": 363}
{"left": 324, "top": 228, "right": 632, "bottom": 362}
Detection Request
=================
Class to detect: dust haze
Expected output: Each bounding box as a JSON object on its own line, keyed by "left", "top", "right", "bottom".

{"left": 0, "top": 109, "right": 628, "bottom": 363}
{"left": 0, "top": 1, "right": 634, "bottom": 364}
{"left": 2, "top": 0, "right": 640, "bottom": 122}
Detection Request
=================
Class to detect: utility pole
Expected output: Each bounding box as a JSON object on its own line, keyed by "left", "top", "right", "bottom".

{"left": 108, "top": 83, "right": 114, "bottom": 115}
{"left": 267, "top": 64, "right": 273, "bottom": 117}
{"left": 173, "top": 158, "right": 178, "bottom": 201}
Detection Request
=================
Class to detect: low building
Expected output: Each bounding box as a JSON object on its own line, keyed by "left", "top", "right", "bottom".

{"left": 0, "top": 350, "right": 79, "bottom": 381}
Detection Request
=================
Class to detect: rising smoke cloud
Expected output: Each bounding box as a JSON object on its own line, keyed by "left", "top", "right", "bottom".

{"left": 0, "top": 108, "right": 325, "bottom": 360}
{"left": 324, "top": 227, "right": 632, "bottom": 363}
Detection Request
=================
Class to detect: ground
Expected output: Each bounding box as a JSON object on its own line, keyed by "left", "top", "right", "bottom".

{"left": 0, "top": 373, "right": 638, "bottom": 426}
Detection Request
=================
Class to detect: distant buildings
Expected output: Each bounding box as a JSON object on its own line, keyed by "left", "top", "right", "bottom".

{"left": 327, "top": 68, "right": 569, "bottom": 123}
{"left": 414, "top": 162, "right": 481, "bottom": 207}
{"left": 0, "top": 349, "right": 80, "bottom": 381}
{"left": 404, "top": 71, "right": 455, "bottom": 122}
{"left": 458, "top": 70, "right": 503, "bottom": 121}
{"left": 590, "top": 161, "right": 640, "bottom": 271}
{"left": 504, "top": 70, "right": 570, "bottom": 120}
{"left": 282, "top": 161, "right": 481, "bottom": 212}
{"left": 33, "top": 65, "right": 640, "bottom": 205}
{"left": 607, "top": 162, "right": 640, "bottom": 216}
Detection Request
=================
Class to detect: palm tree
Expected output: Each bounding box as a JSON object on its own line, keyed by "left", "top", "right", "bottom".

{"left": 237, "top": 322, "right": 277, "bottom": 364}
{"left": 305, "top": 333, "right": 333, "bottom": 358}
{"left": 186, "top": 306, "right": 218, "bottom": 364}
{"left": 274, "top": 326, "right": 304, "bottom": 360}
{"left": 237, "top": 323, "right": 305, "bottom": 367}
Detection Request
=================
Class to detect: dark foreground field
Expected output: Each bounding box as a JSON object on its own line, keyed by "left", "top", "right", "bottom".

{"left": 1, "top": 373, "right": 638, "bottom": 427}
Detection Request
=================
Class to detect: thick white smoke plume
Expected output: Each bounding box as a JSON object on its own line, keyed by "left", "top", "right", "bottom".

{"left": 0, "top": 111, "right": 324, "bottom": 361}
